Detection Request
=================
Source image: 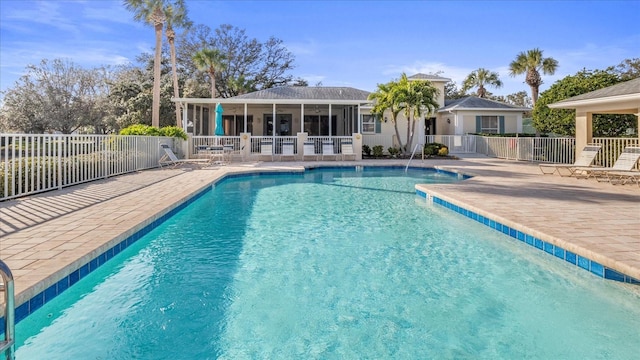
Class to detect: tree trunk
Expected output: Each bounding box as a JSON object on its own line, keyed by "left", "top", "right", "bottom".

{"left": 210, "top": 70, "right": 215, "bottom": 99}
{"left": 152, "top": 22, "right": 162, "bottom": 128}
{"left": 392, "top": 117, "right": 404, "bottom": 155}
{"left": 530, "top": 85, "right": 540, "bottom": 136}
{"left": 404, "top": 109, "right": 412, "bottom": 155}
{"left": 168, "top": 33, "right": 181, "bottom": 127}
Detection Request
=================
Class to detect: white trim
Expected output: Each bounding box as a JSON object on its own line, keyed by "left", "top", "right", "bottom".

{"left": 437, "top": 107, "right": 528, "bottom": 113}
{"left": 548, "top": 93, "right": 640, "bottom": 109}
{"left": 171, "top": 97, "right": 369, "bottom": 105}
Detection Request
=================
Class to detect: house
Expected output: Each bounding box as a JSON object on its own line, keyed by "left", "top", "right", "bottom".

{"left": 172, "top": 73, "right": 530, "bottom": 154}
{"left": 436, "top": 96, "right": 529, "bottom": 135}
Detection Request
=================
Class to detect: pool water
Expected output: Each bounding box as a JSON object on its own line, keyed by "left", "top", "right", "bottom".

{"left": 15, "top": 168, "right": 640, "bottom": 359}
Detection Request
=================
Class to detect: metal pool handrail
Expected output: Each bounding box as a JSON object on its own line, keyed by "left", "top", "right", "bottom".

{"left": 0, "top": 260, "right": 14, "bottom": 360}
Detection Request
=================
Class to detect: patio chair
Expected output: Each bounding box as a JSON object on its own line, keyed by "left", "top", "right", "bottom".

{"left": 341, "top": 140, "right": 355, "bottom": 161}
{"left": 604, "top": 170, "right": 640, "bottom": 187}
{"left": 159, "top": 144, "right": 209, "bottom": 167}
{"left": 573, "top": 146, "right": 640, "bottom": 180}
{"left": 280, "top": 141, "right": 295, "bottom": 161}
{"left": 539, "top": 144, "right": 601, "bottom": 177}
{"left": 261, "top": 139, "right": 274, "bottom": 161}
{"left": 303, "top": 141, "right": 318, "bottom": 161}
{"left": 322, "top": 140, "right": 337, "bottom": 161}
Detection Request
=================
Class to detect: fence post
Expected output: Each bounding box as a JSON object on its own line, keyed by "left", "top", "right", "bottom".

{"left": 57, "top": 135, "right": 63, "bottom": 190}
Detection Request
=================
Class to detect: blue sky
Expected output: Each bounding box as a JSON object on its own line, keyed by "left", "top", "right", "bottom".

{"left": 1, "top": 0, "right": 638, "bottom": 98}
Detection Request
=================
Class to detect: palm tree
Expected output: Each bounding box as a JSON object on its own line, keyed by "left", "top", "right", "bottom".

{"left": 461, "top": 68, "right": 503, "bottom": 98}
{"left": 368, "top": 74, "right": 439, "bottom": 154}
{"left": 509, "top": 48, "right": 558, "bottom": 105}
{"left": 124, "top": 0, "right": 166, "bottom": 127}
{"left": 192, "top": 48, "right": 226, "bottom": 98}
{"left": 369, "top": 80, "right": 405, "bottom": 152}
{"left": 397, "top": 74, "right": 439, "bottom": 153}
{"left": 164, "top": 0, "right": 190, "bottom": 126}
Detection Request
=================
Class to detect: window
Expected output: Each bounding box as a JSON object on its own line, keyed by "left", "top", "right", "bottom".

{"left": 362, "top": 114, "right": 376, "bottom": 134}
{"left": 480, "top": 116, "right": 498, "bottom": 134}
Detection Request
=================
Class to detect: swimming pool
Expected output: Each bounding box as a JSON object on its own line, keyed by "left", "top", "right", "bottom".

{"left": 15, "top": 168, "right": 640, "bottom": 359}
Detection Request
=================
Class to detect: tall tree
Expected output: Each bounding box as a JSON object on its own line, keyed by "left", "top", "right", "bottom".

{"left": 533, "top": 68, "right": 637, "bottom": 137}
{"left": 163, "top": 0, "right": 190, "bottom": 126}
{"left": 177, "top": 24, "right": 297, "bottom": 98}
{"left": 124, "top": 0, "right": 166, "bottom": 127}
{"left": 398, "top": 74, "right": 439, "bottom": 153}
{"left": 508, "top": 48, "right": 558, "bottom": 105}
{"left": 192, "top": 48, "right": 226, "bottom": 98}
{"left": 369, "top": 80, "right": 404, "bottom": 151}
{"left": 461, "top": 68, "right": 503, "bottom": 98}
{"left": 368, "top": 74, "right": 439, "bottom": 154}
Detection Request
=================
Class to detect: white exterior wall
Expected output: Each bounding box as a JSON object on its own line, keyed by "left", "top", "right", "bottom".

{"left": 437, "top": 110, "right": 523, "bottom": 135}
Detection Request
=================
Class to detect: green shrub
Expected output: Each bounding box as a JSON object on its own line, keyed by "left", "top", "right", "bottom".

{"left": 362, "top": 144, "right": 372, "bottom": 156}
{"left": 372, "top": 145, "right": 384, "bottom": 158}
{"left": 388, "top": 147, "right": 400, "bottom": 157}
{"left": 160, "top": 126, "right": 188, "bottom": 140}
{"left": 438, "top": 147, "right": 449, "bottom": 156}
{"left": 119, "top": 124, "right": 187, "bottom": 140}
{"left": 119, "top": 124, "right": 161, "bottom": 136}
{"left": 423, "top": 142, "right": 449, "bottom": 156}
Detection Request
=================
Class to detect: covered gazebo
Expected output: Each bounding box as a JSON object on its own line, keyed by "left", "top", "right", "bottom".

{"left": 548, "top": 77, "right": 640, "bottom": 152}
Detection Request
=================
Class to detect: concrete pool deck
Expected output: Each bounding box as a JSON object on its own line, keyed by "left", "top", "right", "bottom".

{"left": 0, "top": 156, "right": 639, "bottom": 312}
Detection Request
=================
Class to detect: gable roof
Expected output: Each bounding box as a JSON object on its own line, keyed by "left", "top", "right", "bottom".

{"left": 438, "top": 96, "right": 530, "bottom": 112}
{"left": 407, "top": 73, "right": 451, "bottom": 82}
{"left": 548, "top": 77, "right": 640, "bottom": 108}
{"left": 232, "top": 86, "right": 370, "bottom": 101}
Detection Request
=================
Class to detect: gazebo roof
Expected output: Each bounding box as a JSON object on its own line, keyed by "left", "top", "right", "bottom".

{"left": 549, "top": 77, "right": 640, "bottom": 109}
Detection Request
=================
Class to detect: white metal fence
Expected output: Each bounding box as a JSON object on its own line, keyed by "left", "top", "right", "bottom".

{"left": 426, "top": 135, "right": 639, "bottom": 168}
{"left": 1, "top": 134, "right": 171, "bottom": 201}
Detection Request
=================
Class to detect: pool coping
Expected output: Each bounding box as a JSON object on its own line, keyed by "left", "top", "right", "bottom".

{"left": 415, "top": 186, "right": 639, "bottom": 285}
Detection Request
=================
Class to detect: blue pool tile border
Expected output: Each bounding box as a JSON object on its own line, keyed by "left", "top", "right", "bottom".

{"left": 6, "top": 184, "right": 215, "bottom": 327}
{"left": 416, "top": 190, "right": 639, "bottom": 285}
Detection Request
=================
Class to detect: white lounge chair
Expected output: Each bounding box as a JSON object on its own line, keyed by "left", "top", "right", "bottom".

{"left": 261, "top": 140, "right": 274, "bottom": 161}
{"left": 573, "top": 146, "right": 640, "bottom": 180}
{"left": 159, "top": 144, "right": 209, "bottom": 167}
{"left": 341, "top": 140, "right": 355, "bottom": 161}
{"left": 303, "top": 141, "right": 318, "bottom": 161}
{"left": 322, "top": 141, "right": 336, "bottom": 160}
{"left": 539, "top": 144, "right": 601, "bottom": 177}
{"left": 280, "top": 141, "right": 295, "bottom": 161}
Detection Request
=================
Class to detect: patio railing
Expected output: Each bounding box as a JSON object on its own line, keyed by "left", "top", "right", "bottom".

{"left": 1, "top": 134, "right": 171, "bottom": 201}
{"left": 426, "top": 135, "right": 638, "bottom": 168}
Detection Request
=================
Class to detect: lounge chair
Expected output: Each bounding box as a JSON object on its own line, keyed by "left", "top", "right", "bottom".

{"left": 159, "top": 144, "right": 209, "bottom": 167}
{"left": 322, "top": 141, "right": 336, "bottom": 160}
{"left": 261, "top": 140, "right": 274, "bottom": 161}
{"left": 341, "top": 140, "right": 355, "bottom": 161}
{"left": 573, "top": 146, "right": 640, "bottom": 180}
{"left": 280, "top": 141, "right": 295, "bottom": 161}
{"left": 604, "top": 170, "right": 640, "bottom": 187}
{"left": 303, "top": 141, "right": 318, "bottom": 161}
{"left": 539, "top": 144, "right": 601, "bottom": 177}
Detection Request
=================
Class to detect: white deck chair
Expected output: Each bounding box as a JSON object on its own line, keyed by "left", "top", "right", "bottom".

{"left": 573, "top": 146, "right": 640, "bottom": 180}
{"left": 208, "top": 145, "right": 227, "bottom": 165}
{"left": 341, "top": 140, "right": 355, "bottom": 161}
{"left": 539, "top": 144, "right": 601, "bottom": 177}
{"left": 280, "top": 141, "right": 295, "bottom": 161}
{"left": 303, "top": 141, "right": 318, "bottom": 161}
{"left": 261, "top": 140, "right": 274, "bottom": 161}
{"left": 322, "top": 141, "right": 336, "bottom": 160}
{"left": 159, "top": 144, "right": 209, "bottom": 167}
